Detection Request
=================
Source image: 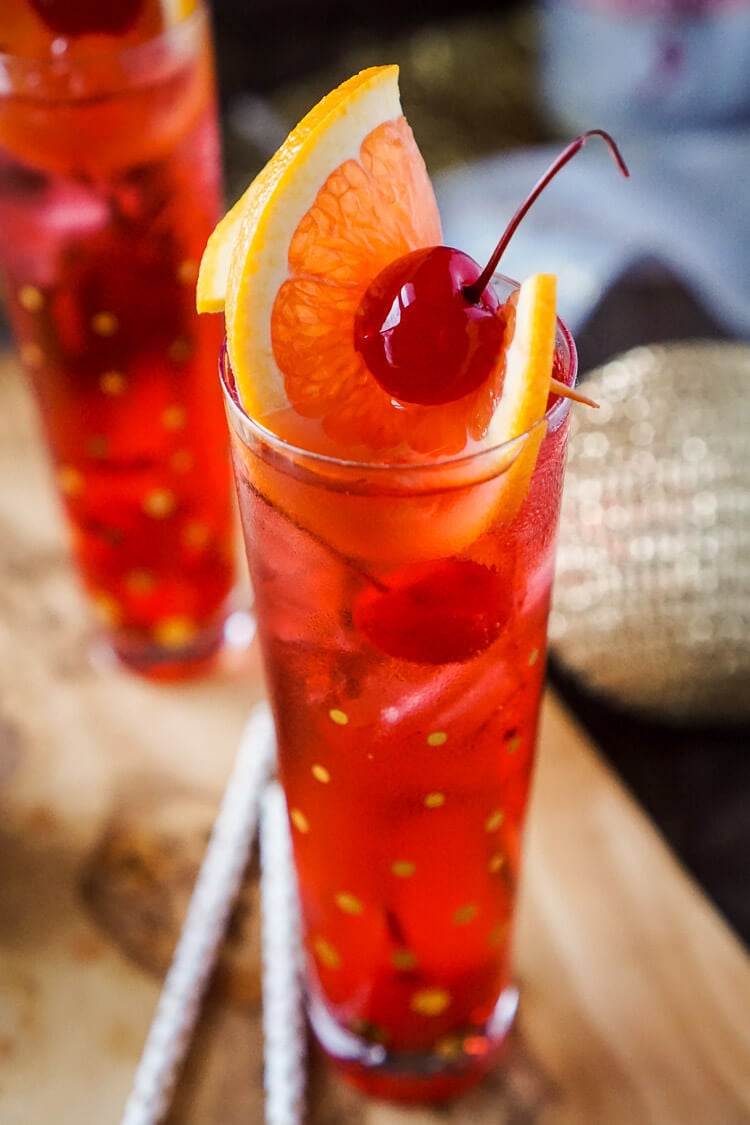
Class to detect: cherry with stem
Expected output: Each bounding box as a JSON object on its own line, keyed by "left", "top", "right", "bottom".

{"left": 355, "top": 129, "right": 629, "bottom": 409}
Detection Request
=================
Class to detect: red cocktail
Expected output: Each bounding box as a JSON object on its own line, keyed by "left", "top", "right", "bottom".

{"left": 198, "top": 65, "right": 620, "bottom": 1102}
{"left": 0, "top": 2, "right": 235, "bottom": 678}
{"left": 222, "top": 295, "right": 575, "bottom": 1099}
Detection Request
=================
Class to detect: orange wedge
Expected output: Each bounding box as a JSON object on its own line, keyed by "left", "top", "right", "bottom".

{"left": 199, "top": 65, "right": 509, "bottom": 458}
{"left": 482, "top": 272, "right": 558, "bottom": 522}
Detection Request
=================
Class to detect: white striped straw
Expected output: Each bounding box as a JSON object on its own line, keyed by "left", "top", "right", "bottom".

{"left": 259, "top": 780, "right": 306, "bottom": 1125}
{"left": 120, "top": 702, "right": 276, "bottom": 1125}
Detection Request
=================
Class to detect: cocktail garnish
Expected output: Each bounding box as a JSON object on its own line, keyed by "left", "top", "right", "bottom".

{"left": 354, "top": 130, "right": 628, "bottom": 409}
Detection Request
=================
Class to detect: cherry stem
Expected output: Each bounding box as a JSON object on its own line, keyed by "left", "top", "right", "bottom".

{"left": 463, "top": 129, "right": 629, "bottom": 304}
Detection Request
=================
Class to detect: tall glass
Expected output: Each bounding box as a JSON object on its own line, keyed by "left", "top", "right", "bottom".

{"left": 222, "top": 284, "right": 576, "bottom": 1103}
{"left": 0, "top": 6, "right": 236, "bottom": 679}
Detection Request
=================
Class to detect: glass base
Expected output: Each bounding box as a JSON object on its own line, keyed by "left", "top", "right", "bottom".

{"left": 89, "top": 607, "right": 255, "bottom": 682}
{"left": 309, "top": 984, "right": 519, "bottom": 1104}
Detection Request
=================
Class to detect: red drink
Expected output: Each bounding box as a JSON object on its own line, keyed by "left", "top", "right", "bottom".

{"left": 0, "top": 4, "right": 235, "bottom": 678}
{"left": 222, "top": 295, "right": 576, "bottom": 1100}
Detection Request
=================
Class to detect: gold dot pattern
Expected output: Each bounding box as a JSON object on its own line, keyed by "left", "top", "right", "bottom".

{"left": 313, "top": 937, "right": 341, "bottom": 970}
{"left": 329, "top": 709, "right": 349, "bottom": 726}
{"left": 143, "top": 489, "right": 177, "bottom": 519}
{"left": 153, "top": 616, "right": 197, "bottom": 649}
{"left": 528, "top": 647, "right": 540, "bottom": 666}
{"left": 351, "top": 1019, "right": 389, "bottom": 1044}
{"left": 436, "top": 1035, "right": 462, "bottom": 1058}
{"left": 290, "top": 808, "right": 309, "bottom": 834}
{"left": 168, "top": 338, "right": 192, "bottom": 362}
{"left": 86, "top": 435, "right": 108, "bottom": 459}
{"left": 390, "top": 860, "right": 416, "bottom": 878}
{"left": 508, "top": 736, "right": 521, "bottom": 754}
{"left": 177, "top": 259, "right": 198, "bottom": 285}
{"left": 488, "top": 852, "right": 505, "bottom": 873}
{"left": 92, "top": 592, "right": 122, "bottom": 627}
{"left": 489, "top": 922, "right": 508, "bottom": 948}
{"left": 182, "top": 521, "right": 210, "bottom": 548}
{"left": 334, "top": 892, "right": 363, "bottom": 915}
{"left": 18, "top": 285, "right": 44, "bottom": 312}
{"left": 162, "top": 405, "right": 187, "bottom": 431}
{"left": 58, "top": 466, "right": 84, "bottom": 497}
{"left": 485, "top": 809, "right": 504, "bottom": 833}
{"left": 452, "top": 903, "right": 478, "bottom": 926}
{"left": 20, "top": 343, "right": 43, "bottom": 367}
{"left": 424, "top": 792, "right": 445, "bottom": 809}
{"left": 426, "top": 731, "right": 447, "bottom": 746}
{"left": 99, "top": 370, "right": 128, "bottom": 396}
{"left": 410, "top": 988, "right": 450, "bottom": 1016}
{"left": 311, "top": 764, "right": 330, "bottom": 784}
{"left": 170, "top": 450, "right": 194, "bottom": 473}
{"left": 91, "top": 311, "right": 119, "bottom": 337}
{"left": 391, "top": 949, "right": 417, "bottom": 971}
{"left": 126, "top": 569, "right": 156, "bottom": 594}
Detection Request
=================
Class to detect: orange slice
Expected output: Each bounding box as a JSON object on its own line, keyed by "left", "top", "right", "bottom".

{"left": 483, "top": 272, "right": 558, "bottom": 519}
{"left": 200, "top": 65, "right": 503, "bottom": 458}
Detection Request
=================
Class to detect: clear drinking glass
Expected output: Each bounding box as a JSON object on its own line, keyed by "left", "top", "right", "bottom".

{"left": 0, "top": 5, "right": 237, "bottom": 679}
{"left": 221, "top": 279, "right": 577, "bottom": 1102}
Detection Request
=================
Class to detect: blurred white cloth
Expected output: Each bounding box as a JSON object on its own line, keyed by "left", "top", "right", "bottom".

{"left": 434, "top": 130, "right": 750, "bottom": 340}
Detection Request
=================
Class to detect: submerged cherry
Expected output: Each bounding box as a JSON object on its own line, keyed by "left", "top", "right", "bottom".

{"left": 355, "top": 129, "right": 629, "bottom": 408}
{"left": 30, "top": 0, "right": 146, "bottom": 36}
{"left": 353, "top": 559, "right": 513, "bottom": 665}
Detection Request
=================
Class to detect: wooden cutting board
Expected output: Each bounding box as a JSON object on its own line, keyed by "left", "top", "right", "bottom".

{"left": 1, "top": 354, "right": 749, "bottom": 1124}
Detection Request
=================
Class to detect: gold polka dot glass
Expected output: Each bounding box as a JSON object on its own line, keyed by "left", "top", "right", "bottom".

{"left": 0, "top": 6, "right": 237, "bottom": 679}
{"left": 221, "top": 298, "right": 577, "bottom": 1102}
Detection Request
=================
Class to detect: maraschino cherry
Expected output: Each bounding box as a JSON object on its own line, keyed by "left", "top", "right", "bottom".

{"left": 355, "top": 130, "right": 629, "bottom": 407}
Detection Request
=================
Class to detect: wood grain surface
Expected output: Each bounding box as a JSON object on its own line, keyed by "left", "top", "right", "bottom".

{"left": 0, "top": 354, "right": 749, "bottom": 1124}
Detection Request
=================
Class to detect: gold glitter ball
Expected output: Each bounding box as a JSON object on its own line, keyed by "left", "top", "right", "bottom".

{"left": 328, "top": 708, "right": 349, "bottom": 726}
{"left": 390, "top": 860, "right": 416, "bottom": 878}
{"left": 553, "top": 341, "right": 750, "bottom": 722}
{"left": 311, "top": 764, "right": 331, "bottom": 784}
{"left": 424, "top": 792, "right": 445, "bottom": 808}
{"left": 426, "top": 731, "right": 447, "bottom": 746}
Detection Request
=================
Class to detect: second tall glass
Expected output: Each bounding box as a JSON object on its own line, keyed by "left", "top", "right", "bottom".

{"left": 0, "top": 4, "right": 236, "bottom": 678}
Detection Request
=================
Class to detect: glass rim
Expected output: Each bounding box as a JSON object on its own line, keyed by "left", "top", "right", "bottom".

{"left": 0, "top": 2, "right": 206, "bottom": 72}
{"left": 220, "top": 281, "right": 578, "bottom": 478}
